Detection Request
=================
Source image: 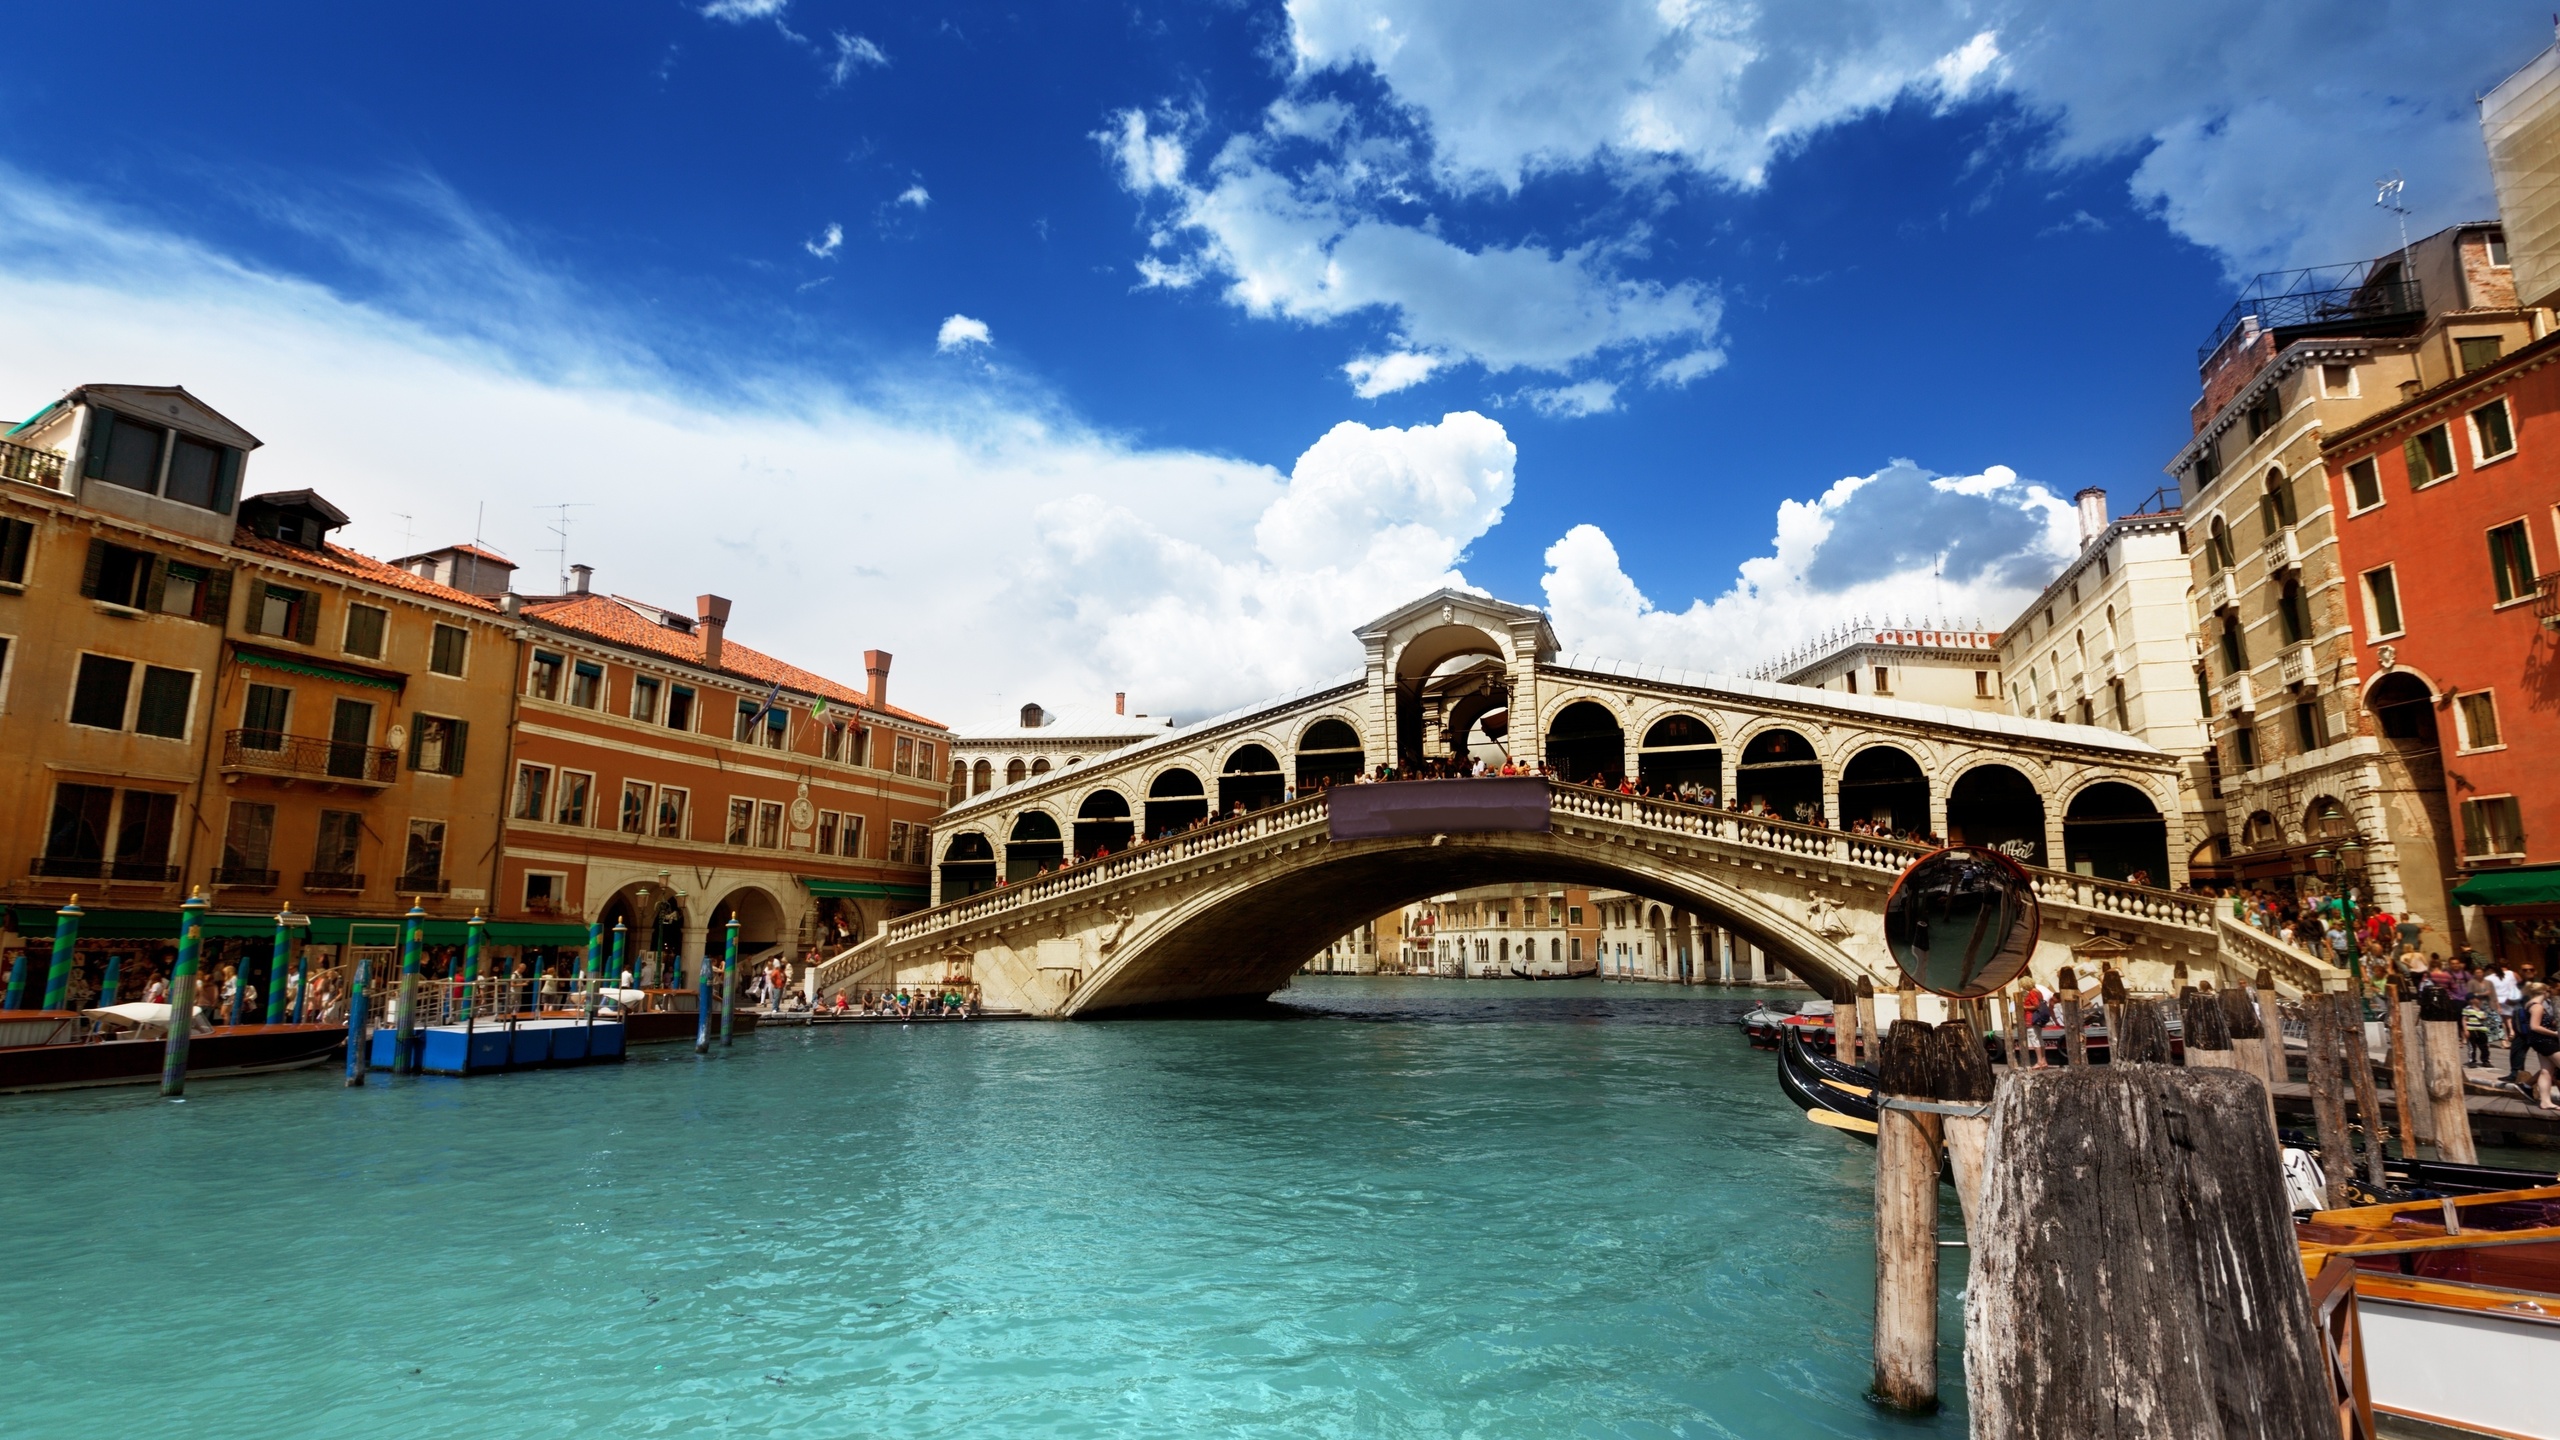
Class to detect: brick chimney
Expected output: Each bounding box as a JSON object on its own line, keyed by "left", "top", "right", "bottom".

{"left": 1115, "top": 691, "right": 1126, "bottom": 715}
{"left": 863, "top": 649, "right": 892, "bottom": 710}
{"left": 2074, "top": 487, "right": 2108, "bottom": 549}
{"left": 696, "top": 594, "right": 731, "bottom": 670}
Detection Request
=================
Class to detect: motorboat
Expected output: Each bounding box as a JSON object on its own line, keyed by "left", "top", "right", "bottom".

{"left": 1743, "top": 998, "right": 1835, "bottom": 1050}
{"left": 0, "top": 1004, "right": 342, "bottom": 1094}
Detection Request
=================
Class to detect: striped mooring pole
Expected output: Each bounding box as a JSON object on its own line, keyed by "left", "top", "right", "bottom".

{"left": 583, "top": 917, "right": 603, "bottom": 1022}
{"left": 610, "top": 919, "right": 628, "bottom": 992}
{"left": 695, "top": 944, "right": 714, "bottom": 1054}
{"left": 266, "top": 905, "right": 305, "bottom": 1025}
{"left": 720, "top": 918, "right": 740, "bottom": 1048}
{"left": 161, "top": 890, "right": 208, "bottom": 1098}
{"left": 391, "top": 898, "right": 426, "bottom": 1075}
{"left": 343, "top": 948, "right": 371, "bottom": 1086}
{"left": 461, "top": 909, "right": 486, "bottom": 1028}
{"left": 41, "top": 894, "right": 83, "bottom": 1011}
{"left": 2, "top": 953, "right": 26, "bottom": 1010}
{"left": 99, "top": 954, "right": 123, "bottom": 1008}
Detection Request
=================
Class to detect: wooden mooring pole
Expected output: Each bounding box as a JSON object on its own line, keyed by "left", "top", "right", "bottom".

{"left": 2341, "top": 992, "right": 2391, "bottom": 1193}
{"left": 2417, "top": 983, "right": 2477, "bottom": 1164}
{"left": 2056, "top": 967, "right": 2087, "bottom": 1067}
{"left": 1853, "top": 975, "right": 1875, "bottom": 1067}
{"left": 1872, "top": 1019, "right": 1946, "bottom": 1414}
{"left": 2384, "top": 978, "right": 2430, "bottom": 1153}
{"left": 2304, "top": 995, "right": 2354, "bottom": 1207}
{"left": 1965, "top": 1067, "right": 2333, "bottom": 1438}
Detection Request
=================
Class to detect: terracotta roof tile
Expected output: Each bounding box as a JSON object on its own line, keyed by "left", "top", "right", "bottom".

{"left": 521, "top": 593, "right": 946, "bottom": 730}
{"left": 234, "top": 534, "right": 502, "bottom": 612}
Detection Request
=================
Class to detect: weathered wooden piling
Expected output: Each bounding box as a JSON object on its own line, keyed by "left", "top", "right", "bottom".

{"left": 2303, "top": 995, "right": 2353, "bottom": 1207}
{"left": 2340, "top": 992, "right": 2390, "bottom": 1190}
{"left": 2115, "top": 996, "right": 2173, "bottom": 1065}
{"left": 1872, "top": 1019, "right": 1945, "bottom": 1414}
{"left": 2178, "top": 987, "right": 2232, "bottom": 1068}
{"left": 2056, "top": 967, "right": 2088, "bottom": 1067}
{"left": 1964, "top": 1067, "right": 2334, "bottom": 1439}
{"left": 1853, "top": 975, "right": 1875, "bottom": 1066}
{"left": 2384, "top": 979, "right": 2429, "bottom": 1152}
{"left": 2416, "top": 983, "right": 2476, "bottom": 1164}
{"left": 2219, "top": 984, "right": 2267, "bottom": 1081}
{"left": 1937, "top": 1020, "right": 1995, "bottom": 1231}
{"left": 2253, "top": 968, "right": 2288, "bottom": 1088}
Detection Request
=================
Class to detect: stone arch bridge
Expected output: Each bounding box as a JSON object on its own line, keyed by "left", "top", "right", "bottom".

{"left": 816, "top": 591, "right": 2335, "bottom": 1015}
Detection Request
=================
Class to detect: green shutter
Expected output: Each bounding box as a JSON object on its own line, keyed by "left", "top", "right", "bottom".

{"left": 80, "top": 411, "right": 112, "bottom": 480}
{"left": 142, "top": 555, "right": 166, "bottom": 614}
{"left": 79, "top": 538, "right": 107, "bottom": 598}
{"left": 245, "top": 579, "right": 269, "bottom": 633}
{"left": 408, "top": 717, "right": 425, "bottom": 771}
{"left": 448, "top": 718, "right": 468, "bottom": 775}
{"left": 2402, "top": 436, "right": 2426, "bottom": 485}
{"left": 292, "top": 589, "right": 319, "bottom": 645}
{"left": 200, "top": 568, "right": 232, "bottom": 626}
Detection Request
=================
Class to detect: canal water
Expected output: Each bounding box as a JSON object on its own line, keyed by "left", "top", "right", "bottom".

{"left": 0, "top": 978, "right": 1966, "bottom": 1438}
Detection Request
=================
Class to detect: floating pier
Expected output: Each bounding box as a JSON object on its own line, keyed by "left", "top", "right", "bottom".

{"left": 367, "top": 1017, "right": 625, "bottom": 1076}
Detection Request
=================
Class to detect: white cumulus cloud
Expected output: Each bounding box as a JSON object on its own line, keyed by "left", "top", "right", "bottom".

{"left": 699, "top": 0, "right": 786, "bottom": 20}
{"left": 1343, "top": 349, "right": 1442, "bottom": 397}
{"left": 805, "top": 222, "right": 842, "bottom": 259}
{"left": 896, "top": 184, "right": 930, "bottom": 209}
{"left": 936, "top": 313, "right": 991, "bottom": 351}
{"left": 826, "top": 32, "right": 888, "bottom": 85}
{"left": 1539, "top": 460, "right": 2078, "bottom": 672}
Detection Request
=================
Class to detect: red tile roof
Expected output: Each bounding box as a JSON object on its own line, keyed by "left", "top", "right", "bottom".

{"left": 234, "top": 534, "right": 503, "bottom": 612}
{"left": 522, "top": 592, "right": 946, "bottom": 730}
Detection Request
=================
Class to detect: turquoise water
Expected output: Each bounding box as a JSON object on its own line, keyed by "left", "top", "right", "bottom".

{"left": 0, "top": 978, "right": 1966, "bottom": 1438}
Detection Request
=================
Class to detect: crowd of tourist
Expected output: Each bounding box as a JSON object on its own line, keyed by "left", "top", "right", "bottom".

{"left": 820, "top": 986, "right": 976, "bottom": 1019}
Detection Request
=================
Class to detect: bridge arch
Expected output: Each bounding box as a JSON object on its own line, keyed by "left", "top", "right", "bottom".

{"left": 1006, "top": 809, "right": 1066, "bottom": 881}
{"left": 941, "top": 830, "right": 997, "bottom": 898}
{"left": 1063, "top": 827, "right": 1875, "bottom": 1015}
{"left": 1073, "top": 788, "right": 1134, "bottom": 859}
{"left": 1544, "top": 697, "right": 1627, "bottom": 784}
{"left": 2061, "top": 779, "right": 2169, "bottom": 885}
{"left": 1143, "top": 765, "right": 1209, "bottom": 839}
{"left": 1635, "top": 712, "right": 1720, "bottom": 792}
{"left": 1735, "top": 725, "right": 1826, "bottom": 823}
{"left": 1840, "top": 743, "right": 1929, "bottom": 834}
{"left": 1947, "top": 762, "right": 2047, "bottom": 866}
{"left": 1217, "top": 742, "right": 1287, "bottom": 816}
{"left": 1292, "top": 715, "right": 1365, "bottom": 791}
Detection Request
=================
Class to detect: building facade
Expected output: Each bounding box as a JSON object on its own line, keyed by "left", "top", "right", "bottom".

{"left": 1997, "top": 488, "right": 2220, "bottom": 884}
{"left": 504, "top": 578, "right": 951, "bottom": 982}
{"left": 2321, "top": 328, "right": 2560, "bottom": 973}
{"left": 947, "top": 697, "right": 1173, "bottom": 804}
{"left": 2165, "top": 220, "right": 2544, "bottom": 928}
{"left": 1760, "top": 620, "right": 2005, "bottom": 712}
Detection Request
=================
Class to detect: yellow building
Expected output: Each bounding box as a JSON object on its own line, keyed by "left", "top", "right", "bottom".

{"left": 0, "top": 384, "right": 548, "bottom": 1003}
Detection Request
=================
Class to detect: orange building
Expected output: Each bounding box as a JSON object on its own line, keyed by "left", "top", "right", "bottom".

{"left": 499, "top": 570, "right": 948, "bottom": 985}
{"left": 0, "top": 384, "right": 554, "bottom": 1005}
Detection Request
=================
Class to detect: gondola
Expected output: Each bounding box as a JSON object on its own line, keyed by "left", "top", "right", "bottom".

{"left": 1777, "top": 1026, "right": 1878, "bottom": 1139}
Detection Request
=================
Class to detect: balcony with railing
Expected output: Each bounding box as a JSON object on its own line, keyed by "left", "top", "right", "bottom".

{"left": 0, "top": 438, "right": 65, "bottom": 491}
{"left": 2198, "top": 260, "right": 2425, "bottom": 367}
{"left": 2204, "top": 570, "right": 2238, "bottom": 613}
{"left": 303, "top": 871, "right": 366, "bottom": 892}
{"left": 2218, "top": 673, "right": 2257, "bottom": 715}
{"left": 2260, "top": 528, "right": 2301, "bottom": 573}
{"left": 222, "top": 729, "right": 399, "bottom": 786}
{"left": 208, "top": 866, "right": 279, "bottom": 890}
{"left": 396, "top": 873, "right": 450, "bottom": 896}
{"left": 2279, "top": 644, "right": 2317, "bottom": 690}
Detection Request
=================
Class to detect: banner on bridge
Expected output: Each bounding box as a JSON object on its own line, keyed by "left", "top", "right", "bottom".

{"left": 1326, "top": 777, "right": 1552, "bottom": 841}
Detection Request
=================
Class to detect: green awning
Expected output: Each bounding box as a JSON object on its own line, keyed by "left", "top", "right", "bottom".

{"left": 2450, "top": 865, "right": 2560, "bottom": 908}
{"left": 234, "top": 650, "right": 405, "bottom": 692}
{"left": 800, "top": 878, "right": 929, "bottom": 902}
{"left": 3, "top": 909, "right": 593, "bottom": 948}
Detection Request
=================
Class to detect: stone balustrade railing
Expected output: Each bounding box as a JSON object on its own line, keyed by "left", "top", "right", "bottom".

{"left": 2213, "top": 909, "right": 2349, "bottom": 997}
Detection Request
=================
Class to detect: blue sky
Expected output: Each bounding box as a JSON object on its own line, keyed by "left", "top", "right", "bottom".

{"left": 0, "top": 2, "right": 2541, "bottom": 722}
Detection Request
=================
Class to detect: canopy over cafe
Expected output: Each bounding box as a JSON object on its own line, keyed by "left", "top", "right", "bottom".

{"left": 2453, "top": 865, "right": 2560, "bottom": 980}
{"left": 0, "top": 901, "right": 593, "bottom": 1013}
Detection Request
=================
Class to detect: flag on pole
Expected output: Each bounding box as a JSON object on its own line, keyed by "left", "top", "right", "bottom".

{"left": 756, "top": 678, "right": 784, "bottom": 720}
{"left": 811, "top": 693, "right": 829, "bottom": 721}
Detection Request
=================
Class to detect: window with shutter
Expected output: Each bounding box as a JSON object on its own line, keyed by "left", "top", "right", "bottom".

{"left": 134, "top": 667, "right": 193, "bottom": 739}
{"left": 199, "top": 568, "right": 231, "bottom": 625}
{"left": 292, "top": 589, "right": 320, "bottom": 645}
{"left": 79, "top": 538, "right": 107, "bottom": 597}
{"left": 0, "top": 517, "right": 32, "bottom": 585}
{"left": 69, "top": 654, "right": 135, "bottom": 729}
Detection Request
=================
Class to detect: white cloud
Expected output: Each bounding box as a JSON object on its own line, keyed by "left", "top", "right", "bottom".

{"left": 935, "top": 313, "right": 991, "bottom": 351}
{"left": 1104, "top": 110, "right": 1721, "bottom": 382}
{"left": 1343, "top": 348, "right": 1441, "bottom": 397}
{"left": 1539, "top": 460, "right": 2078, "bottom": 671}
{"left": 1277, "top": 0, "right": 2524, "bottom": 275}
{"left": 896, "top": 184, "right": 930, "bottom": 209}
{"left": 0, "top": 168, "right": 1517, "bottom": 721}
{"left": 1650, "top": 348, "right": 1724, "bottom": 387}
{"left": 1524, "top": 379, "right": 1618, "bottom": 418}
{"left": 804, "top": 222, "right": 842, "bottom": 258}
{"left": 826, "top": 32, "right": 888, "bottom": 85}
{"left": 699, "top": 0, "right": 786, "bottom": 20}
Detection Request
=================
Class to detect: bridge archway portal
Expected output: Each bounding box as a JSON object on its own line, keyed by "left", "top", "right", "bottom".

{"left": 1218, "top": 744, "right": 1286, "bottom": 817}
{"left": 1074, "top": 789, "right": 1134, "bottom": 859}
{"left": 2063, "top": 781, "right": 2169, "bottom": 885}
{"left": 1738, "top": 728, "right": 1824, "bottom": 824}
{"left": 1637, "top": 714, "right": 1720, "bottom": 793}
{"left": 1294, "top": 718, "right": 1364, "bottom": 792}
{"left": 1145, "top": 768, "right": 1208, "bottom": 840}
{"left": 1840, "top": 744, "right": 1928, "bottom": 834}
{"left": 1006, "top": 811, "right": 1065, "bottom": 882}
{"left": 1949, "top": 764, "right": 2046, "bottom": 867}
{"left": 1394, "top": 623, "right": 1509, "bottom": 767}
{"left": 941, "top": 831, "right": 996, "bottom": 899}
{"left": 1546, "top": 701, "right": 1625, "bottom": 785}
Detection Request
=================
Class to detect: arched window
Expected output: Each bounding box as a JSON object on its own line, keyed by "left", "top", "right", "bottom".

{"left": 1143, "top": 767, "right": 1207, "bottom": 839}
{"left": 971, "top": 758, "right": 992, "bottom": 795}
{"left": 1030, "top": 757, "right": 1052, "bottom": 777}
{"left": 1947, "top": 764, "right": 2046, "bottom": 866}
{"left": 1546, "top": 702, "right": 1625, "bottom": 785}
{"left": 1294, "top": 717, "right": 1364, "bottom": 790}
{"left": 2207, "top": 515, "right": 2235, "bottom": 573}
{"left": 1005, "top": 811, "right": 1064, "bottom": 882}
{"left": 1737, "top": 728, "right": 1823, "bottom": 824}
{"left": 1005, "top": 758, "right": 1027, "bottom": 785}
{"left": 1218, "top": 744, "right": 1285, "bottom": 815}
{"left": 939, "top": 831, "right": 997, "bottom": 898}
{"left": 2063, "top": 781, "right": 2167, "bottom": 885}
{"left": 2219, "top": 613, "right": 2247, "bottom": 674}
{"left": 1637, "top": 714, "right": 1720, "bottom": 794}
{"left": 2277, "top": 580, "right": 2308, "bottom": 644}
{"left": 1073, "top": 789, "right": 1133, "bottom": 858}
{"left": 2261, "top": 468, "right": 2296, "bottom": 532}
{"left": 1839, "top": 745, "right": 1927, "bottom": 835}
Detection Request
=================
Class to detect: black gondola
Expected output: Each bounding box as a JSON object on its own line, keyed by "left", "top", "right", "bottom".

{"left": 1777, "top": 1026, "right": 1878, "bottom": 1140}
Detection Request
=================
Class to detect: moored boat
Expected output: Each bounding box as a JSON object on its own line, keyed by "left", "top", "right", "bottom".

{"left": 0, "top": 1005, "right": 342, "bottom": 1094}
{"left": 1777, "top": 1026, "right": 1879, "bottom": 1139}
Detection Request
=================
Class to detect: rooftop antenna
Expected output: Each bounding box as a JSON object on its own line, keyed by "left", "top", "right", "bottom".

{"left": 391, "top": 512, "right": 418, "bottom": 553}
{"left": 537, "top": 502, "right": 593, "bottom": 595}
{"left": 2374, "top": 171, "right": 2414, "bottom": 280}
